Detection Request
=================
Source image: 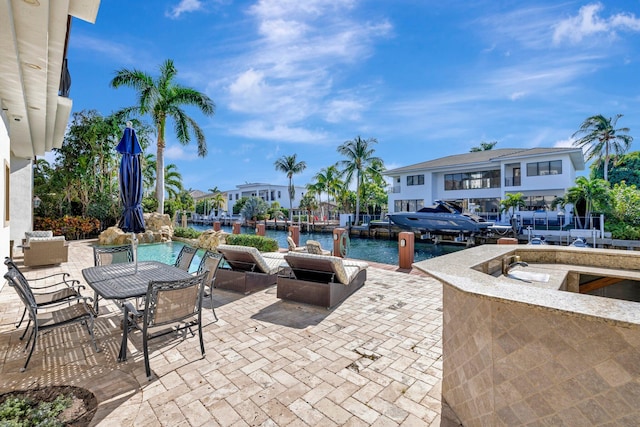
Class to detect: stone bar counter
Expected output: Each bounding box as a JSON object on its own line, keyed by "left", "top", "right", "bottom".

{"left": 414, "top": 245, "right": 640, "bottom": 426}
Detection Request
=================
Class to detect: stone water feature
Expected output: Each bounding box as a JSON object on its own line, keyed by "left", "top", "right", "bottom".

{"left": 98, "top": 212, "right": 174, "bottom": 245}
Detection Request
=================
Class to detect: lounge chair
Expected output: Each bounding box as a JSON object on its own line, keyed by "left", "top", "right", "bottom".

{"left": 305, "top": 240, "right": 331, "bottom": 255}
{"left": 287, "top": 236, "right": 307, "bottom": 252}
{"left": 215, "top": 244, "right": 285, "bottom": 294}
{"left": 277, "top": 252, "right": 368, "bottom": 308}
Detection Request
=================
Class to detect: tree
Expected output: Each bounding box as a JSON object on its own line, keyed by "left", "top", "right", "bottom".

{"left": 163, "top": 164, "right": 183, "bottom": 200}
{"left": 500, "top": 192, "right": 526, "bottom": 218}
{"left": 211, "top": 192, "right": 226, "bottom": 214}
{"left": 470, "top": 141, "right": 497, "bottom": 152}
{"left": 240, "top": 196, "right": 269, "bottom": 221}
{"left": 274, "top": 154, "right": 307, "bottom": 220}
{"left": 565, "top": 176, "right": 610, "bottom": 229}
{"left": 111, "top": 59, "right": 215, "bottom": 213}
{"left": 590, "top": 151, "right": 640, "bottom": 187}
{"left": 337, "top": 136, "right": 382, "bottom": 225}
{"left": 572, "top": 114, "right": 633, "bottom": 181}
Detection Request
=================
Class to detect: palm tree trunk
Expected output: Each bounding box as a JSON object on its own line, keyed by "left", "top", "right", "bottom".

{"left": 156, "top": 121, "right": 166, "bottom": 214}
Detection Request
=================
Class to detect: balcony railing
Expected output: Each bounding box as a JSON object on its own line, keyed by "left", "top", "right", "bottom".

{"left": 388, "top": 186, "right": 401, "bottom": 194}
{"left": 504, "top": 176, "right": 521, "bottom": 187}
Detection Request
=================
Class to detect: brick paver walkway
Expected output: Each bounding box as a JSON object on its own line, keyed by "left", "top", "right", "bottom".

{"left": 0, "top": 240, "right": 449, "bottom": 426}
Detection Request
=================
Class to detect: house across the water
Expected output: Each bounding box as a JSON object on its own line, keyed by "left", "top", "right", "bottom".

{"left": 383, "top": 147, "right": 585, "bottom": 226}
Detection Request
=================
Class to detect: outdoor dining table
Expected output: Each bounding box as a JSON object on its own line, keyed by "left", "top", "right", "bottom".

{"left": 82, "top": 261, "right": 192, "bottom": 361}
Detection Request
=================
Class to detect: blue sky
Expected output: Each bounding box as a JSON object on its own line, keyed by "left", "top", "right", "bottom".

{"left": 67, "top": 0, "right": 640, "bottom": 193}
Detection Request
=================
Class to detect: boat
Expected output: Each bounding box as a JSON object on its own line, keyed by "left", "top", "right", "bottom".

{"left": 387, "top": 200, "right": 494, "bottom": 235}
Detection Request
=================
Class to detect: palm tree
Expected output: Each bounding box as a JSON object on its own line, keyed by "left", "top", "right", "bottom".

{"left": 111, "top": 59, "right": 215, "bottom": 213}
{"left": 274, "top": 154, "right": 307, "bottom": 220}
{"left": 500, "top": 192, "right": 526, "bottom": 218}
{"left": 566, "top": 176, "right": 610, "bottom": 229}
{"left": 306, "top": 181, "right": 324, "bottom": 220}
{"left": 470, "top": 141, "right": 497, "bottom": 152}
{"left": 164, "top": 164, "right": 184, "bottom": 200}
{"left": 337, "top": 136, "right": 382, "bottom": 225}
{"left": 572, "top": 114, "right": 633, "bottom": 181}
{"left": 211, "top": 192, "right": 226, "bottom": 215}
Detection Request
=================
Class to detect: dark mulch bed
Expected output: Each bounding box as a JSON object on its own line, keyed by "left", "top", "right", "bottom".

{"left": 0, "top": 385, "right": 97, "bottom": 426}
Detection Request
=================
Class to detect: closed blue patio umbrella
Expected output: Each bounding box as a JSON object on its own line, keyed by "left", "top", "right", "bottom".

{"left": 117, "top": 123, "right": 145, "bottom": 233}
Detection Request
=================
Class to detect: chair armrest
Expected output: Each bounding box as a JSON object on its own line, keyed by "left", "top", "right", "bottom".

{"left": 28, "top": 274, "right": 85, "bottom": 293}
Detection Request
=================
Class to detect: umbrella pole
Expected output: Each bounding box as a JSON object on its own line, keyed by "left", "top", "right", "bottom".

{"left": 131, "top": 232, "right": 138, "bottom": 273}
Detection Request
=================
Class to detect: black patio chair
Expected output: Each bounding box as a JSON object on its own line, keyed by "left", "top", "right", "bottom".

{"left": 4, "top": 268, "right": 99, "bottom": 372}
{"left": 92, "top": 245, "right": 134, "bottom": 313}
{"left": 174, "top": 245, "right": 198, "bottom": 272}
{"left": 138, "top": 271, "right": 208, "bottom": 380}
{"left": 4, "top": 257, "right": 84, "bottom": 338}
{"left": 196, "top": 250, "right": 223, "bottom": 321}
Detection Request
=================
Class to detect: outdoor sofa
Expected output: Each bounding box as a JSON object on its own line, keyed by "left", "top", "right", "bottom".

{"left": 22, "top": 231, "right": 69, "bottom": 267}
{"left": 215, "top": 244, "right": 286, "bottom": 294}
{"left": 277, "top": 252, "right": 368, "bottom": 308}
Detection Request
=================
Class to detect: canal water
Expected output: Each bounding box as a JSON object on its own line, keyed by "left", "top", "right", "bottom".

{"left": 187, "top": 223, "right": 464, "bottom": 265}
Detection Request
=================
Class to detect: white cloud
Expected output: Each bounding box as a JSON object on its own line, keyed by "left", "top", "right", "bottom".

{"left": 166, "top": 0, "right": 203, "bottom": 19}
{"left": 228, "top": 121, "right": 328, "bottom": 143}
{"left": 164, "top": 144, "right": 199, "bottom": 160}
{"left": 553, "top": 3, "right": 640, "bottom": 45}
{"left": 212, "top": 0, "right": 392, "bottom": 139}
{"left": 325, "top": 99, "right": 365, "bottom": 123}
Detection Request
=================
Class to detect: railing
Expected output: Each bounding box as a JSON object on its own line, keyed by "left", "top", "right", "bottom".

{"left": 388, "top": 186, "right": 401, "bottom": 194}
{"left": 504, "top": 177, "right": 521, "bottom": 187}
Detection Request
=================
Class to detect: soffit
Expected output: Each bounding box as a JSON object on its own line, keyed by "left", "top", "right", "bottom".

{"left": 0, "top": 0, "right": 100, "bottom": 160}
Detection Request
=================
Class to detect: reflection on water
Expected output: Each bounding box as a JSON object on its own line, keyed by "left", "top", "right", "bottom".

{"left": 182, "top": 224, "right": 464, "bottom": 265}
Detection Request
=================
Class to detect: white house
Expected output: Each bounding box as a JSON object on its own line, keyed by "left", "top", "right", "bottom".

{"left": 225, "top": 183, "right": 306, "bottom": 215}
{"left": 1, "top": 1, "right": 101, "bottom": 265}
{"left": 384, "top": 147, "right": 585, "bottom": 224}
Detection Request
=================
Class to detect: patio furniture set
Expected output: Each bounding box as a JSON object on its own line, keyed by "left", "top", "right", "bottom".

{"left": 4, "top": 234, "right": 368, "bottom": 379}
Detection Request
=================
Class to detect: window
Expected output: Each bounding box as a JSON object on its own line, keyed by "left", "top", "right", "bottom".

{"left": 444, "top": 170, "right": 500, "bottom": 190}
{"left": 235, "top": 194, "right": 238, "bottom": 200}
{"left": 394, "top": 199, "right": 425, "bottom": 212}
{"left": 527, "top": 160, "right": 562, "bottom": 176}
{"left": 406, "top": 175, "right": 424, "bottom": 186}
{"left": 278, "top": 191, "right": 281, "bottom": 198}
{"left": 228, "top": 194, "right": 232, "bottom": 200}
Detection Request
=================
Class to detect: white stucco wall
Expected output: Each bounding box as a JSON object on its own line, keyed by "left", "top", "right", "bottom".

{"left": 10, "top": 156, "right": 33, "bottom": 245}
{"left": 1, "top": 111, "right": 9, "bottom": 268}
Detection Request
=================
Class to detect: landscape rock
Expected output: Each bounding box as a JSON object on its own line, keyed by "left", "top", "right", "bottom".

{"left": 97, "top": 212, "right": 174, "bottom": 245}
{"left": 197, "top": 229, "right": 229, "bottom": 251}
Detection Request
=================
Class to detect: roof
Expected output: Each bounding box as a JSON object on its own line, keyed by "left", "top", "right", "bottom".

{"left": 383, "top": 147, "right": 585, "bottom": 174}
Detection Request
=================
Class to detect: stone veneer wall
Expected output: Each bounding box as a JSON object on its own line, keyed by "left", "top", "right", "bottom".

{"left": 443, "top": 283, "right": 640, "bottom": 426}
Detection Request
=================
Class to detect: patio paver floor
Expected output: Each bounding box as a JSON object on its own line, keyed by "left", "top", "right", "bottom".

{"left": 0, "top": 239, "right": 456, "bottom": 426}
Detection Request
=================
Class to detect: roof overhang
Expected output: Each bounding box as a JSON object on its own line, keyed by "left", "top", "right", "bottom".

{"left": 0, "top": 0, "right": 100, "bottom": 160}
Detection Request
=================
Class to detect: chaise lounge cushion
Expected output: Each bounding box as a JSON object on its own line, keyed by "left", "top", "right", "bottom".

{"left": 283, "top": 252, "right": 368, "bottom": 285}
{"left": 216, "top": 244, "right": 282, "bottom": 275}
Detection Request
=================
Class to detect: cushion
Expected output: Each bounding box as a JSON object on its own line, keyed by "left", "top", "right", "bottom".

{"left": 284, "top": 252, "right": 368, "bottom": 285}
{"left": 25, "top": 230, "right": 53, "bottom": 239}
{"left": 26, "top": 236, "right": 66, "bottom": 245}
{"left": 306, "top": 240, "right": 328, "bottom": 255}
{"left": 217, "top": 244, "right": 281, "bottom": 275}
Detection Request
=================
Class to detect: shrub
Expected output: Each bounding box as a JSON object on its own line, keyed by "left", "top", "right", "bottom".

{"left": 34, "top": 216, "right": 100, "bottom": 240}
{"left": 225, "top": 234, "right": 279, "bottom": 252}
{"left": 0, "top": 394, "right": 71, "bottom": 426}
{"left": 173, "top": 227, "right": 202, "bottom": 239}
